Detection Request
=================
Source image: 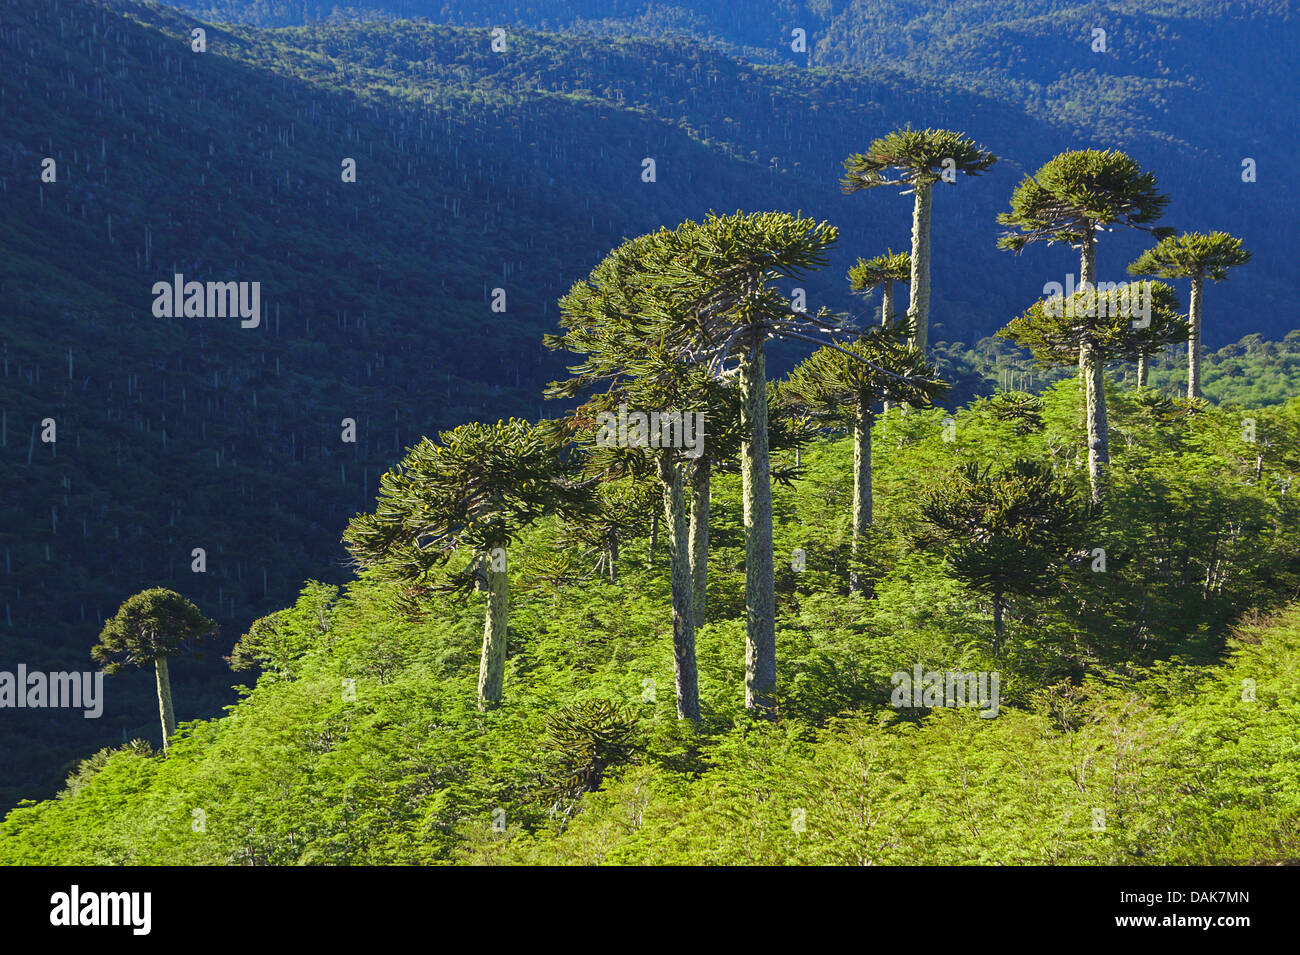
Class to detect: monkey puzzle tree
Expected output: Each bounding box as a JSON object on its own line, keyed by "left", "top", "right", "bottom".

{"left": 848, "top": 249, "right": 911, "bottom": 326}
{"left": 919, "top": 460, "right": 1086, "bottom": 654}
{"left": 546, "top": 232, "right": 711, "bottom": 720}
{"left": 997, "top": 149, "right": 1172, "bottom": 389}
{"left": 999, "top": 281, "right": 1187, "bottom": 502}
{"left": 842, "top": 128, "right": 997, "bottom": 354}
{"left": 1128, "top": 231, "right": 1252, "bottom": 399}
{"left": 92, "top": 588, "right": 218, "bottom": 752}
{"left": 343, "top": 418, "right": 581, "bottom": 710}
{"left": 646, "top": 211, "right": 859, "bottom": 714}
{"left": 782, "top": 322, "right": 947, "bottom": 593}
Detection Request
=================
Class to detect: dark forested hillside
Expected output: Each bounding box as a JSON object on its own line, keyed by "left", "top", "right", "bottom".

{"left": 0, "top": 0, "right": 1295, "bottom": 811}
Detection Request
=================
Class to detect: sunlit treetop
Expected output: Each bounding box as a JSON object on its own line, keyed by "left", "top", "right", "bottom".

{"left": 997, "top": 149, "right": 1172, "bottom": 252}
{"left": 841, "top": 127, "right": 997, "bottom": 193}
{"left": 1128, "top": 231, "right": 1252, "bottom": 282}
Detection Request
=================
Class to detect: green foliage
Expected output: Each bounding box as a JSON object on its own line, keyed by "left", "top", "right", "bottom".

{"left": 841, "top": 127, "right": 997, "bottom": 191}
{"left": 1128, "top": 231, "right": 1252, "bottom": 283}
{"left": 91, "top": 588, "right": 219, "bottom": 674}
{"left": 997, "top": 149, "right": 1171, "bottom": 252}
{"left": 1000, "top": 281, "right": 1187, "bottom": 366}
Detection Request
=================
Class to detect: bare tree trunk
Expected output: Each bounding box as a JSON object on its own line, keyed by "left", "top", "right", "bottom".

{"left": 1136, "top": 352, "right": 1148, "bottom": 390}
{"left": 607, "top": 539, "right": 618, "bottom": 584}
{"left": 688, "top": 454, "right": 710, "bottom": 629}
{"left": 1084, "top": 344, "right": 1109, "bottom": 503}
{"left": 1187, "top": 276, "right": 1203, "bottom": 399}
{"left": 647, "top": 511, "right": 658, "bottom": 568}
{"left": 880, "top": 282, "right": 894, "bottom": 327}
{"left": 739, "top": 344, "right": 776, "bottom": 714}
{"left": 992, "top": 596, "right": 1005, "bottom": 655}
{"left": 1078, "top": 232, "right": 1097, "bottom": 381}
{"left": 908, "top": 183, "right": 933, "bottom": 355}
{"left": 477, "top": 551, "right": 509, "bottom": 710}
{"left": 658, "top": 454, "right": 699, "bottom": 721}
{"left": 849, "top": 405, "right": 873, "bottom": 595}
{"left": 155, "top": 655, "right": 176, "bottom": 751}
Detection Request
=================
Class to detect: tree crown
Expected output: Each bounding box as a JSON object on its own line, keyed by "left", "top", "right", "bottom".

{"left": 91, "top": 588, "right": 218, "bottom": 674}
{"left": 841, "top": 127, "right": 997, "bottom": 192}
{"left": 1128, "top": 231, "right": 1252, "bottom": 282}
{"left": 997, "top": 149, "right": 1171, "bottom": 252}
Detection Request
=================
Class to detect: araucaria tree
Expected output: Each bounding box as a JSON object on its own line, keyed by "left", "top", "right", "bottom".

{"left": 999, "top": 282, "right": 1187, "bottom": 501}
{"left": 997, "top": 148, "right": 1172, "bottom": 392}
{"left": 783, "top": 323, "right": 947, "bottom": 593}
{"left": 919, "top": 460, "right": 1085, "bottom": 654}
{"left": 343, "top": 419, "right": 580, "bottom": 710}
{"left": 92, "top": 588, "right": 218, "bottom": 751}
{"left": 546, "top": 232, "right": 711, "bottom": 720}
{"left": 842, "top": 129, "right": 997, "bottom": 354}
{"left": 1128, "top": 231, "right": 1252, "bottom": 399}
{"left": 848, "top": 249, "right": 911, "bottom": 326}
{"left": 650, "top": 211, "right": 856, "bottom": 714}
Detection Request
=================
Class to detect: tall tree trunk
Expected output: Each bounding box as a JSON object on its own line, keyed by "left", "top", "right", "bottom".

{"left": 1136, "top": 352, "right": 1148, "bottom": 390}
{"left": 1083, "top": 344, "right": 1109, "bottom": 504}
{"left": 688, "top": 454, "right": 710, "bottom": 629}
{"left": 880, "top": 282, "right": 895, "bottom": 413}
{"left": 908, "top": 183, "right": 933, "bottom": 354}
{"left": 647, "top": 511, "right": 658, "bottom": 568}
{"left": 477, "top": 551, "right": 509, "bottom": 710}
{"left": 1187, "top": 275, "right": 1204, "bottom": 400}
{"left": 1077, "top": 231, "right": 1097, "bottom": 380}
{"left": 739, "top": 343, "right": 776, "bottom": 714}
{"left": 992, "top": 596, "right": 1005, "bottom": 656}
{"left": 849, "top": 404, "right": 873, "bottom": 595}
{"left": 607, "top": 538, "right": 618, "bottom": 584}
{"left": 154, "top": 655, "right": 176, "bottom": 751}
{"left": 658, "top": 454, "right": 699, "bottom": 721}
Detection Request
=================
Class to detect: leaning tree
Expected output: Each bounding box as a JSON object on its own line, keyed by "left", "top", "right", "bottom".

{"left": 782, "top": 322, "right": 947, "bottom": 594}
{"left": 842, "top": 128, "right": 997, "bottom": 354}
{"left": 1128, "top": 231, "right": 1251, "bottom": 399}
{"left": 343, "top": 418, "right": 583, "bottom": 710}
{"left": 92, "top": 588, "right": 218, "bottom": 752}
{"left": 919, "top": 460, "right": 1086, "bottom": 654}
{"left": 999, "top": 281, "right": 1187, "bottom": 502}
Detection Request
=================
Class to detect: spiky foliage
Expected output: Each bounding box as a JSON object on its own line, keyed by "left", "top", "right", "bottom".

{"left": 343, "top": 418, "right": 583, "bottom": 709}
{"left": 1129, "top": 231, "right": 1252, "bottom": 399}
{"left": 919, "top": 460, "right": 1086, "bottom": 653}
{"left": 92, "top": 588, "right": 218, "bottom": 751}
{"left": 543, "top": 700, "right": 639, "bottom": 801}
{"left": 783, "top": 322, "right": 948, "bottom": 593}
{"left": 842, "top": 128, "right": 997, "bottom": 353}
{"left": 643, "top": 211, "right": 854, "bottom": 714}
{"left": 848, "top": 249, "right": 911, "bottom": 324}
{"left": 997, "top": 149, "right": 1172, "bottom": 255}
{"left": 1000, "top": 282, "right": 1188, "bottom": 366}
{"left": 546, "top": 231, "right": 718, "bottom": 721}
{"left": 840, "top": 128, "right": 998, "bottom": 192}
{"left": 92, "top": 588, "right": 217, "bottom": 675}
{"left": 999, "top": 281, "right": 1188, "bottom": 502}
